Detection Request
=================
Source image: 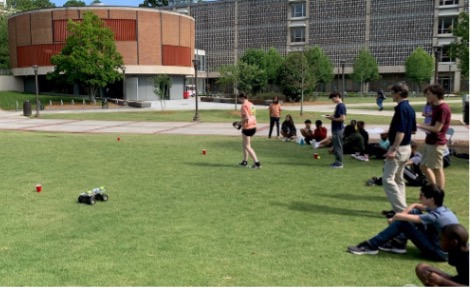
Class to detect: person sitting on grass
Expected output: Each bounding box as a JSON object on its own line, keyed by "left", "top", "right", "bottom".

{"left": 281, "top": 114, "right": 297, "bottom": 141}
{"left": 301, "top": 119, "right": 328, "bottom": 146}
{"left": 347, "top": 184, "right": 458, "bottom": 262}
{"left": 312, "top": 120, "right": 328, "bottom": 142}
{"left": 367, "top": 132, "right": 390, "bottom": 160}
{"left": 300, "top": 119, "right": 314, "bottom": 145}
{"left": 343, "top": 124, "right": 365, "bottom": 155}
{"left": 415, "top": 224, "right": 469, "bottom": 286}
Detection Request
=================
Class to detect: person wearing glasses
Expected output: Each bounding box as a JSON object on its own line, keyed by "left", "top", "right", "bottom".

{"left": 381, "top": 83, "right": 416, "bottom": 218}
{"left": 348, "top": 184, "right": 458, "bottom": 261}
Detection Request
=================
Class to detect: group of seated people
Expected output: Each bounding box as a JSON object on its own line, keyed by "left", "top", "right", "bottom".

{"left": 279, "top": 114, "right": 328, "bottom": 144}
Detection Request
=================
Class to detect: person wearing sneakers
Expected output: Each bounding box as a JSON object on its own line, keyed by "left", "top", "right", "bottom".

{"left": 238, "top": 93, "right": 261, "bottom": 169}
{"left": 417, "top": 84, "right": 451, "bottom": 190}
{"left": 381, "top": 83, "right": 416, "bottom": 217}
{"left": 324, "top": 92, "right": 346, "bottom": 168}
{"left": 348, "top": 184, "right": 458, "bottom": 261}
{"left": 415, "top": 224, "right": 469, "bottom": 286}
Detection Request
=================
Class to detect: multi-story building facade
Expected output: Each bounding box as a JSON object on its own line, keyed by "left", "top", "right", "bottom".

{"left": 170, "top": 0, "right": 468, "bottom": 93}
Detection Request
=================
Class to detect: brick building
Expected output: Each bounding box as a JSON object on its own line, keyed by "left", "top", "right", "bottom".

{"left": 8, "top": 6, "right": 196, "bottom": 100}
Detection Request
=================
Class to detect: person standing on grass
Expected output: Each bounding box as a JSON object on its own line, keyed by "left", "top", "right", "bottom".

{"left": 268, "top": 96, "right": 282, "bottom": 139}
{"left": 324, "top": 92, "right": 346, "bottom": 168}
{"left": 415, "top": 224, "right": 469, "bottom": 286}
{"left": 381, "top": 83, "right": 416, "bottom": 217}
{"left": 348, "top": 184, "right": 458, "bottom": 261}
{"left": 417, "top": 84, "right": 451, "bottom": 190}
{"left": 238, "top": 93, "right": 261, "bottom": 169}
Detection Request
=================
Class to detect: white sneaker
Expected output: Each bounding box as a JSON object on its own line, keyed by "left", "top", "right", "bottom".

{"left": 311, "top": 140, "right": 317, "bottom": 149}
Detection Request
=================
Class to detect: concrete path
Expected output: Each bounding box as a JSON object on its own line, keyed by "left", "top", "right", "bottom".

{"left": 0, "top": 99, "right": 467, "bottom": 143}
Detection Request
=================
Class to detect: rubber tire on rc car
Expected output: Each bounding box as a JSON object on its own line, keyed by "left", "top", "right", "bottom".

{"left": 95, "top": 194, "right": 102, "bottom": 201}
{"left": 88, "top": 197, "right": 95, "bottom": 205}
{"left": 101, "top": 194, "right": 108, "bottom": 201}
{"left": 78, "top": 195, "right": 84, "bottom": 203}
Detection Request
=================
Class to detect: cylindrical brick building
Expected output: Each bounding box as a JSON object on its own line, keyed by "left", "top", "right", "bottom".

{"left": 8, "top": 6, "right": 196, "bottom": 100}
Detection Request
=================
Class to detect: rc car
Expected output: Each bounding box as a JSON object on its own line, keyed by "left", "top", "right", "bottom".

{"left": 78, "top": 186, "right": 108, "bottom": 205}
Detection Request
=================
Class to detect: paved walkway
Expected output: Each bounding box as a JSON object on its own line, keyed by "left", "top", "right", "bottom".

{"left": 0, "top": 99, "right": 467, "bottom": 144}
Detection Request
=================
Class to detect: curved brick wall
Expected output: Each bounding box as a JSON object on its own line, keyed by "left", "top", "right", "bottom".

{"left": 8, "top": 7, "right": 195, "bottom": 75}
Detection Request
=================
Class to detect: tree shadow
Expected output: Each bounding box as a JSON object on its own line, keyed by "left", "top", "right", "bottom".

{"left": 315, "top": 192, "right": 386, "bottom": 202}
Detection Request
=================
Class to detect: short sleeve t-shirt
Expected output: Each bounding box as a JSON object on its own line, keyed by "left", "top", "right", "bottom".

{"left": 425, "top": 102, "right": 451, "bottom": 146}
{"left": 331, "top": 103, "right": 346, "bottom": 132}
{"left": 419, "top": 206, "right": 459, "bottom": 244}
{"left": 241, "top": 100, "right": 257, "bottom": 130}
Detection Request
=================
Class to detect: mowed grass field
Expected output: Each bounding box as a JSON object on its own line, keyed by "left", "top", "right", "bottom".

{"left": 0, "top": 131, "right": 468, "bottom": 286}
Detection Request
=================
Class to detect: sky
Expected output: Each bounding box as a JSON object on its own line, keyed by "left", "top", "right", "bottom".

{"left": 52, "top": 0, "right": 144, "bottom": 7}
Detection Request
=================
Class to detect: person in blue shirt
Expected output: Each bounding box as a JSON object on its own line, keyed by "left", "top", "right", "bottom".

{"left": 348, "top": 183, "right": 459, "bottom": 261}
{"left": 324, "top": 92, "right": 347, "bottom": 168}
{"left": 381, "top": 83, "right": 417, "bottom": 216}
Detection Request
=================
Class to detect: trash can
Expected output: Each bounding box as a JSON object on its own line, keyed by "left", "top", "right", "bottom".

{"left": 23, "top": 100, "right": 32, "bottom": 116}
{"left": 463, "top": 94, "right": 469, "bottom": 125}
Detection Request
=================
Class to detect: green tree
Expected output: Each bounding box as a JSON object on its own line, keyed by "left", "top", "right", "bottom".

{"left": 153, "top": 74, "right": 172, "bottom": 111}
{"left": 239, "top": 48, "right": 267, "bottom": 69}
{"left": 305, "top": 46, "right": 333, "bottom": 92}
{"left": 277, "top": 51, "right": 316, "bottom": 110}
{"left": 48, "top": 11, "right": 124, "bottom": 101}
{"left": 265, "top": 47, "right": 284, "bottom": 89}
{"left": 0, "top": 12, "right": 11, "bottom": 69}
{"left": 6, "top": 0, "right": 55, "bottom": 10}
{"left": 90, "top": 0, "right": 101, "bottom": 4}
{"left": 217, "top": 64, "right": 239, "bottom": 109}
{"left": 139, "top": 0, "right": 169, "bottom": 7}
{"left": 405, "top": 47, "right": 434, "bottom": 93}
{"left": 450, "top": 12, "right": 469, "bottom": 78}
{"left": 63, "top": 0, "right": 86, "bottom": 6}
{"left": 236, "top": 61, "right": 267, "bottom": 96}
{"left": 351, "top": 49, "right": 380, "bottom": 95}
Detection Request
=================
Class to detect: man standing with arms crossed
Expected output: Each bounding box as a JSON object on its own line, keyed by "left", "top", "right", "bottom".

{"left": 382, "top": 83, "right": 416, "bottom": 218}
{"left": 325, "top": 92, "right": 347, "bottom": 168}
{"left": 417, "top": 84, "right": 451, "bottom": 189}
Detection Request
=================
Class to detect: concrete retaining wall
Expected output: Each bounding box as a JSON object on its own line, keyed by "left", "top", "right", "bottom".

{"left": 0, "top": 75, "right": 23, "bottom": 92}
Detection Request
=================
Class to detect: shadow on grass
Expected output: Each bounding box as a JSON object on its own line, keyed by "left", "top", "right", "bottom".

{"left": 315, "top": 192, "right": 386, "bottom": 202}
{"left": 271, "top": 200, "right": 381, "bottom": 219}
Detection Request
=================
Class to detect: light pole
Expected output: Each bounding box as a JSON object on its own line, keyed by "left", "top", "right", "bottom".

{"left": 340, "top": 59, "right": 345, "bottom": 100}
{"left": 33, "top": 65, "right": 39, "bottom": 117}
{"left": 192, "top": 59, "right": 200, "bottom": 121}
{"left": 122, "top": 66, "right": 127, "bottom": 105}
{"left": 433, "top": 46, "right": 441, "bottom": 84}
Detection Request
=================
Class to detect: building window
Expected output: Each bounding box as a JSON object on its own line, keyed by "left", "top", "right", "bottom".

{"left": 439, "top": 0, "right": 459, "bottom": 6}
{"left": 440, "top": 46, "right": 454, "bottom": 62}
{"left": 291, "top": 27, "right": 305, "bottom": 43}
{"left": 291, "top": 2, "right": 306, "bottom": 18}
{"left": 438, "top": 17, "right": 457, "bottom": 34}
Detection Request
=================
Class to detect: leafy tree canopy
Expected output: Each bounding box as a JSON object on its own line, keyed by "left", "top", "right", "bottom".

{"left": 63, "top": 0, "right": 85, "bottom": 6}
{"left": 239, "top": 48, "right": 267, "bottom": 70}
{"left": 305, "top": 46, "right": 333, "bottom": 84}
{"left": 236, "top": 61, "right": 267, "bottom": 96}
{"left": 351, "top": 48, "right": 380, "bottom": 84}
{"left": 450, "top": 12, "right": 469, "bottom": 78}
{"left": 48, "top": 11, "right": 124, "bottom": 100}
{"left": 6, "top": 0, "right": 55, "bottom": 10}
{"left": 265, "top": 47, "right": 284, "bottom": 85}
{"left": 0, "top": 13, "right": 10, "bottom": 69}
{"left": 405, "top": 47, "right": 434, "bottom": 86}
{"left": 139, "top": 0, "right": 169, "bottom": 7}
{"left": 277, "top": 51, "right": 316, "bottom": 102}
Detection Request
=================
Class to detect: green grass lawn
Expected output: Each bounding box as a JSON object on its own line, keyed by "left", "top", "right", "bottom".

{"left": 0, "top": 131, "right": 468, "bottom": 286}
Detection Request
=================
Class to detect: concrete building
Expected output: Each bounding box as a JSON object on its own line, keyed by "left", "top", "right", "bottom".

{"left": 8, "top": 6, "right": 196, "bottom": 101}
{"left": 168, "top": 0, "right": 469, "bottom": 93}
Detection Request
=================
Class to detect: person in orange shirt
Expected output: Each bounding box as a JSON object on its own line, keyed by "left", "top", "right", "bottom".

{"left": 268, "top": 96, "right": 282, "bottom": 138}
{"left": 239, "top": 93, "right": 261, "bottom": 169}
